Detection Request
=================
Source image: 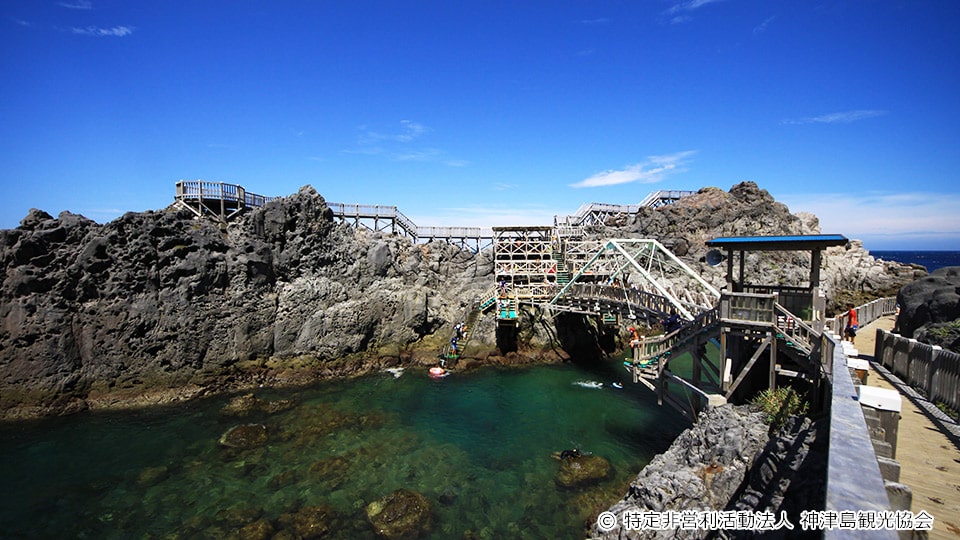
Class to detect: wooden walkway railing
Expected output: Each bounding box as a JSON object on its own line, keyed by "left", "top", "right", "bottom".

{"left": 555, "top": 190, "right": 696, "bottom": 227}
{"left": 875, "top": 328, "right": 960, "bottom": 412}
{"left": 175, "top": 180, "right": 275, "bottom": 221}
{"left": 326, "top": 202, "right": 494, "bottom": 252}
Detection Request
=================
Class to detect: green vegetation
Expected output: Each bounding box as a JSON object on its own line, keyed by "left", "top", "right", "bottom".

{"left": 750, "top": 386, "right": 809, "bottom": 431}
{"left": 936, "top": 401, "right": 959, "bottom": 422}
{"left": 928, "top": 320, "right": 960, "bottom": 338}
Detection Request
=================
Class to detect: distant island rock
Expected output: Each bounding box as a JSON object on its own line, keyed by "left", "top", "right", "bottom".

{"left": 0, "top": 182, "right": 920, "bottom": 418}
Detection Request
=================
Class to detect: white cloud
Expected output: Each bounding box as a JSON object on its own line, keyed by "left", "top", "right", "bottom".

{"left": 350, "top": 120, "right": 466, "bottom": 166}
{"left": 571, "top": 150, "right": 697, "bottom": 188}
{"left": 72, "top": 25, "right": 134, "bottom": 37}
{"left": 753, "top": 15, "right": 777, "bottom": 35}
{"left": 782, "top": 109, "right": 887, "bottom": 125}
{"left": 359, "top": 120, "right": 428, "bottom": 144}
{"left": 778, "top": 191, "right": 960, "bottom": 249}
{"left": 59, "top": 0, "right": 93, "bottom": 9}
{"left": 395, "top": 148, "right": 441, "bottom": 162}
{"left": 664, "top": 0, "right": 725, "bottom": 23}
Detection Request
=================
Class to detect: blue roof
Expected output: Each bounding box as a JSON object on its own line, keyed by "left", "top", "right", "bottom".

{"left": 705, "top": 234, "right": 848, "bottom": 251}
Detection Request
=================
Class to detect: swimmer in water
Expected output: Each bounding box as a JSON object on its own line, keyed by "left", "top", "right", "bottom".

{"left": 559, "top": 448, "right": 582, "bottom": 460}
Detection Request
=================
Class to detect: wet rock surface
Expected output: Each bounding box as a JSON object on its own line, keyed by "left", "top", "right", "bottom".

{"left": 365, "top": 488, "right": 433, "bottom": 539}
{"left": 219, "top": 423, "right": 269, "bottom": 449}
{"left": 556, "top": 454, "right": 613, "bottom": 489}
{"left": 592, "top": 405, "right": 770, "bottom": 539}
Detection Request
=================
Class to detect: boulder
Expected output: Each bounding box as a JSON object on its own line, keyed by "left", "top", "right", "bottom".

{"left": 556, "top": 454, "right": 612, "bottom": 489}
{"left": 896, "top": 267, "right": 960, "bottom": 351}
{"left": 219, "top": 423, "right": 268, "bottom": 449}
{"left": 276, "top": 504, "right": 338, "bottom": 539}
{"left": 366, "top": 489, "right": 432, "bottom": 539}
{"left": 594, "top": 405, "right": 770, "bottom": 539}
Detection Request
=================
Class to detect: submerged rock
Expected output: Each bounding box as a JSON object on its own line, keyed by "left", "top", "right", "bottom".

{"left": 366, "top": 488, "right": 432, "bottom": 539}
{"left": 219, "top": 423, "right": 269, "bottom": 449}
{"left": 309, "top": 455, "right": 351, "bottom": 489}
{"left": 221, "top": 393, "right": 298, "bottom": 417}
{"left": 556, "top": 454, "right": 612, "bottom": 489}
{"left": 237, "top": 517, "right": 274, "bottom": 540}
{"left": 276, "top": 504, "right": 338, "bottom": 539}
{"left": 135, "top": 465, "right": 170, "bottom": 486}
{"left": 221, "top": 393, "right": 261, "bottom": 417}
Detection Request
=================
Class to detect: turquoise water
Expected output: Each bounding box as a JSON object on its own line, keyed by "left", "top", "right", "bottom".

{"left": 0, "top": 364, "right": 687, "bottom": 539}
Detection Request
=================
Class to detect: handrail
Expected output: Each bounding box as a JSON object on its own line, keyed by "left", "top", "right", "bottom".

{"left": 555, "top": 191, "right": 696, "bottom": 226}
{"left": 175, "top": 180, "right": 274, "bottom": 207}
{"left": 721, "top": 292, "right": 777, "bottom": 324}
{"left": 633, "top": 307, "right": 720, "bottom": 363}
{"left": 327, "top": 202, "right": 494, "bottom": 244}
{"left": 826, "top": 297, "right": 898, "bottom": 335}
{"left": 876, "top": 328, "right": 960, "bottom": 412}
{"left": 773, "top": 303, "right": 818, "bottom": 355}
{"left": 824, "top": 333, "right": 899, "bottom": 537}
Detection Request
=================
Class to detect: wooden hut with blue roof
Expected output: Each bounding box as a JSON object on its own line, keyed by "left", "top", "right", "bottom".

{"left": 704, "top": 234, "right": 848, "bottom": 407}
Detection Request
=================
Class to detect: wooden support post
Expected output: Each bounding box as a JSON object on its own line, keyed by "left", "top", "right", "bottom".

{"left": 692, "top": 336, "right": 702, "bottom": 388}
{"left": 720, "top": 328, "right": 729, "bottom": 392}
{"left": 726, "top": 335, "right": 772, "bottom": 398}
{"left": 769, "top": 330, "right": 778, "bottom": 391}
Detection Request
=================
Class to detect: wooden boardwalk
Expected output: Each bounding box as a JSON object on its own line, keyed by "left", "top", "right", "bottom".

{"left": 858, "top": 316, "right": 960, "bottom": 539}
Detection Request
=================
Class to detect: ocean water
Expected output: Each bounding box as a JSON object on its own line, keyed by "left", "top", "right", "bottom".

{"left": 871, "top": 250, "right": 960, "bottom": 274}
{"left": 0, "top": 364, "right": 687, "bottom": 539}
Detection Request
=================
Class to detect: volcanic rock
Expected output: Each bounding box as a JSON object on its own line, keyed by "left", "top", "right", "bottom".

{"left": 895, "top": 266, "right": 960, "bottom": 352}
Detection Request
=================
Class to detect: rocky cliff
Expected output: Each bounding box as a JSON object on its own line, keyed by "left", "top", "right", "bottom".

{"left": 0, "top": 182, "right": 919, "bottom": 418}
{"left": 0, "top": 187, "right": 504, "bottom": 418}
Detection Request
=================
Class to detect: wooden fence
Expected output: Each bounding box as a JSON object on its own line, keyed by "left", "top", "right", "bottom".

{"left": 826, "top": 297, "right": 898, "bottom": 336}
{"left": 875, "top": 329, "right": 960, "bottom": 412}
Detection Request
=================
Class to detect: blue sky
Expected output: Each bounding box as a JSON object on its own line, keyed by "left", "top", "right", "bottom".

{"left": 2, "top": 1, "right": 958, "bottom": 250}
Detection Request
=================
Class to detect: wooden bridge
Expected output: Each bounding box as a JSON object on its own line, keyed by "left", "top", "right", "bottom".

{"left": 174, "top": 180, "right": 495, "bottom": 251}
{"left": 174, "top": 181, "right": 693, "bottom": 252}
{"left": 327, "top": 203, "right": 494, "bottom": 252}
{"left": 554, "top": 190, "right": 695, "bottom": 227}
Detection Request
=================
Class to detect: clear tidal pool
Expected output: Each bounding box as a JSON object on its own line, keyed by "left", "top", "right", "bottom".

{"left": 0, "top": 363, "right": 688, "bottom": 539}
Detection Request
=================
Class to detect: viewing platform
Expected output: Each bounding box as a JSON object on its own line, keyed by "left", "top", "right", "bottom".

{"left": 174, "top": 180, "right": 275, "bottom": 222}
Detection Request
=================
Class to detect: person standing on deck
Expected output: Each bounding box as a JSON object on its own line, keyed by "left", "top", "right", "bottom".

{"left": 628, "top": 326, "right": 642, "bottom": 348}
{"left": 844, "top": 303, "right": 859, "bottom": 345}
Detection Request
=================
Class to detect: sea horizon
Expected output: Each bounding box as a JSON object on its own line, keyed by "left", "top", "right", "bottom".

{"left": 870, "top": 250, "right": 960, "bottom": 274}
